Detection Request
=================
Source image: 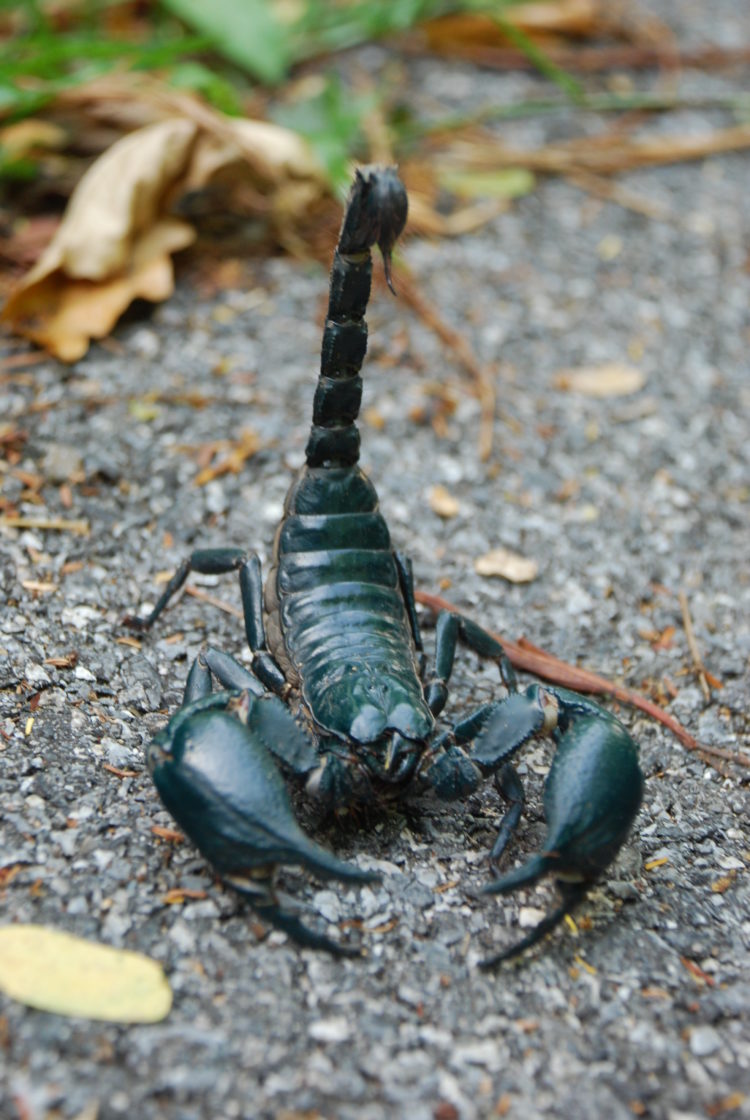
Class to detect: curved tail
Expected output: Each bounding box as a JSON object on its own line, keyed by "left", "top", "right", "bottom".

{"left": 305, "top": 166, "right": 408, "bottom": 469}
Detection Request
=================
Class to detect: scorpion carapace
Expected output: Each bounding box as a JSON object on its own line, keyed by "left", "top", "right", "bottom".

{"left": 127, "top": 166, "right": 644, "bottom": 963}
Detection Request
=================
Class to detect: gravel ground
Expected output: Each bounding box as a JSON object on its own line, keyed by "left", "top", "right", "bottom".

{"left": 1, "top": 7, "right": 749, "bottom": 1120}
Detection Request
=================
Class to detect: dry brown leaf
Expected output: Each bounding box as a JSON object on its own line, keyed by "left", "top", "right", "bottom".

{"left": 3, "top": 119, "right": 199, "bottom": 359}
{"left": 193, "top": 428, "right": 261, "bottom": 486}
{"left": 198, "top": 117, "right": 322, "bottom": 187}
{"left": 0, "top": 119, "right": 68, "bottom": 159}
{"left": 3, "top": 114, "right": 324, "bottom": 361}
{"left": 422, "top": 0, "right": 599, "bottom": 49}
{"left": 5, "top": 219, "right": 194, "bottom": 361}
{"left": 475, "top": 547, "right": 538, "bottom": 582}
{"left": 429, "top": 484, "right": 461, "bottom": 519}
{"left": 554, "top": 363, "right": 645, "bottom": 397}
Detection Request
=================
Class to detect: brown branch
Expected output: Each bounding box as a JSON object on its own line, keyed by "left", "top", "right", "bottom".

{"left": 414, "top": 589, "right": 750, "bottom": 771}
{"left": 401, "top": 40, "right": 750, "bottom": 75}
{"left": 184, "top": 585, "right": 243, "bottom": 616}
{"left": 458, "top": 123, "right": 750, "bottom": 178}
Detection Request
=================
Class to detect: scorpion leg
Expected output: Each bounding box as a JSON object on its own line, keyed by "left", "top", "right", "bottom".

{"left": 124, "top": 546, "right": 247, "bottom": 630}
{"left": 394, "top": 551, "right": 425, "bottom": 659}
{"left": 424, "top": 609, "right": 519, "bottom": 718}
{"left": 148, "top": 682, "right": 378, "bottom": 955}
{"left": 124, "top": 548, "right": 289, "bottom": 695}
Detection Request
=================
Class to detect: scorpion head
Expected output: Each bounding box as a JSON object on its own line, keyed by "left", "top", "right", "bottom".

{"left": 303, "top": 666, "right": 434, "bottom": 804}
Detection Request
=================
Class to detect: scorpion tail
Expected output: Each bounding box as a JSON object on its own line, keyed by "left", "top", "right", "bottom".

{"left": 306, "top": 166, "right": 408, "bottom": 469}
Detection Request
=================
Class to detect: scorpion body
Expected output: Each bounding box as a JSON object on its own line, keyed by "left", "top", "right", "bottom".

{"left": 129, "top": 167, "right": 644, "bottom": 962}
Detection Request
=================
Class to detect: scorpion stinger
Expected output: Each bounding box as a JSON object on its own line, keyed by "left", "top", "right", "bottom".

{"left": 127, "top": 166, "right": 644, "bottom": 961}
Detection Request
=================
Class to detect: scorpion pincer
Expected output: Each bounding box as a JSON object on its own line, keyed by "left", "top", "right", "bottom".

{"left": 127, "top": 166, "right": 644, "bottom": 962}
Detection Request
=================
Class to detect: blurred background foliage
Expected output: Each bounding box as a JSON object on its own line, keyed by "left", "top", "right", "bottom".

{"left": 0, "top": 0, "right": 574, "bottom": 190}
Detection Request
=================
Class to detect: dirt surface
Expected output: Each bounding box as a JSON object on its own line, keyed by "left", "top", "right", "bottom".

{"left": 1, "top": 7, "right": 749, "bottom": 1120}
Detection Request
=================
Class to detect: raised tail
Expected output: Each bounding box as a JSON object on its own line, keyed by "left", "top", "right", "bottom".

{"left": 305, "top": 166, "right": 408, "bottom": 469}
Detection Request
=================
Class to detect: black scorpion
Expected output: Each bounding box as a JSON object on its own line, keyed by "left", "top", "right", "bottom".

{"left": 127, "top": 167, "right": 644, "bottom": 964}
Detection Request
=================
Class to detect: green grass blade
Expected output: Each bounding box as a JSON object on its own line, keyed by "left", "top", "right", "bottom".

{"left": 159, "top": 0, "right": 290, "bottom": 85}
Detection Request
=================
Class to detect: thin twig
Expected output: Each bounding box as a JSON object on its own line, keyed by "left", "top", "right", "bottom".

{"left": 455, "top": 123, "right": 750, "bottom": 178}
{"left": 0, "top": 515, "right": 89, "bottom": 535}
{"left": 184, "top": 585, "right": 243, "bottom": 617}
{"left": 398, "top": 272, "right": 495, "bottom": 460}
{"left": 679, "top": 590, "right": 711, "bottom": 702}
{"left": 564, "top": 169, "right": 671, "bottom": 220}
{"left": 402, "top": 40, "right": 750, "bottom": 76}
{"left": 0, "top": 351, "right": 47, "bottom": 371}
{"left": 406, "top": 91, "right": 750, "bottom": 141}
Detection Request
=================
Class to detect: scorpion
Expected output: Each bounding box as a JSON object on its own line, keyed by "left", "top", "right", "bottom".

{"left": 127, "top": 166, "right": 644, "bottom": 965}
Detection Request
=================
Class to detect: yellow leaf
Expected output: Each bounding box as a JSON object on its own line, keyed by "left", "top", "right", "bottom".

{"left": 129, "top": 398, "right": 162, "bottom": 422}
{"left": 597, "top": 234, "right": 623, "bottom": 260}
{"left": 644, "top": 856, "right": 669, "bottom": 871}
{"left": 475, "top": 547, "right": 538, "bottom": 583}
{"left": 0, "top": 924, "right": 172, "bottom": 1023}
{"left": 438, "top": 167, "right": 535, "bottom": 200}
{"left": 553, "top": 363, "right": 646, "bottom": 397}
{"left": 14, "top": 119, "right": 198, "bottom": 282}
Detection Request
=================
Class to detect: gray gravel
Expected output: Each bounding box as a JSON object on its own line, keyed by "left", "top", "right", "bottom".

{"left": 1, "top": 7, "right": 749, "bottom": 1120}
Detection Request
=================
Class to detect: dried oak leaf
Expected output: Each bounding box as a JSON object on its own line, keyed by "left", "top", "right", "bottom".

{"left": 428, "top": 484, "right": 460, "bottom": 519}
{"left": 2, "top": 119, "right": 199, "bottom": 361}
{"left": 2, "top": 115, "right": 323, "bottom": 361}
{"left": 475, "top": 547, "right": 538, "bottom": 582}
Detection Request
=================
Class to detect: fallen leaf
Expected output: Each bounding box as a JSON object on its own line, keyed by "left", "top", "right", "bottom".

{"left": 0, "top": 924, "right": 172, "bottom": 1022}
{"left": 644, "top": 856, "right": 669, "bottom": 871}
{"left": 193, "top": 428, "right": 261, "bottom": 485}
{"left": 554, "top": 363, "right": 645, "bottom": 397}
{"left": 597, "top": 233, "right": 623, "bottom": 260}
{"left": 0, "top": 119, "right": 67, "bottom": 159}
{"left": 710, "top": 872, "right": 736, "bottom": 894}
{"left": 706, "top": 1093, "right": 746, "bottom": 1117}
{"left": 475, "top": 547, "right": 538, "bottom": 582}
{"left": 129, "top": 398, "right": 162, "bottom": 422}
{"left": 422, "top": 1, "right": 600, "bottom": 50}
{"left": 3, "top": 113, "right": 323, "bottom": 361}
{"left": 2, "top": 118, "right": 198, "bottom": 360}
{"left": 151, "top": 825, "right": 185, "bottom": 842}
{"left": 438, "top": 167, "right": 535, "bottom": 200}
{"left": 428, "top": 484, "right": 460, "bottom": 519}
{"left": 163, "top": 888, "right": 208, "bottom": 904}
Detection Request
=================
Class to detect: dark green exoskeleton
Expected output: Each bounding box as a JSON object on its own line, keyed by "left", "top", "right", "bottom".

{"left": 127, "top": 166, "right": 644, "bottom": 961}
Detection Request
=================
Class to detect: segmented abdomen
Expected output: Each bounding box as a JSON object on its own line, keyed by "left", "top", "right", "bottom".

{"left": 265, "top": 466, "right": 432, "bottom": 743}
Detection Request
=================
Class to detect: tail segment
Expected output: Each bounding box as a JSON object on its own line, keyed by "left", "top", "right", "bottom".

{"left": 305, "top": 166, "right": 408, "bottom": 469}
